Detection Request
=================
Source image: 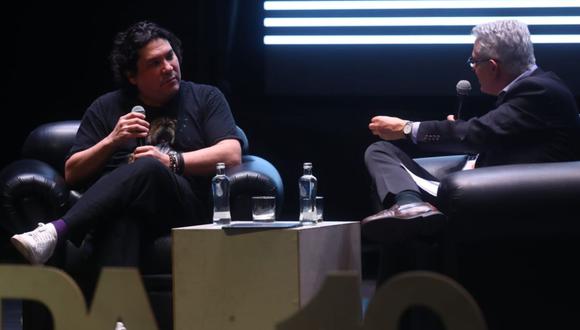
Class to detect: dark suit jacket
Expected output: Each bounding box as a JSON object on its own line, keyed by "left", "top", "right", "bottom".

{"left": 416, "top": 68, "right": 580, "bottom": 167}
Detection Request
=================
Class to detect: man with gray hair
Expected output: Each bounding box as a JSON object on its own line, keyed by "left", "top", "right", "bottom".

{"left": 362, "top": 20, "right": 579, "bottom": 260}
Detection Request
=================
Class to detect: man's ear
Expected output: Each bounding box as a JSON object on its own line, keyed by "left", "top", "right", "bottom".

{"left": 489, "top": 59, "right": 500, "bottom": 73}
{"left": 126, "top": 71, "right": 137, "bottom": 85}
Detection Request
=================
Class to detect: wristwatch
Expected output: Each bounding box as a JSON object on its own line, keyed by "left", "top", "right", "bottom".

{"left": 403, "top": 121, "right": 413, "bottom": 139}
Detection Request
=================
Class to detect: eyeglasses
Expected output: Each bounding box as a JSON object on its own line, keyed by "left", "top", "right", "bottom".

{"left": 467, "top": 56, "right": 491, "bottom": 69}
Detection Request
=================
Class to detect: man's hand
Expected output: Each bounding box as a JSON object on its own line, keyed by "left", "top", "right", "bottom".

{"left": 107, "top": 112, "right": 150, "bottom": 147}
{"left": 369, "top": 116, "right": 407, "bottom": 140}
{"left": 132, "top": 146, "right": 171, "bottom": 166}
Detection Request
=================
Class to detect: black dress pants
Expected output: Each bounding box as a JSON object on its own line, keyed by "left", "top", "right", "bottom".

{"left": 24, "top": 158, "right": 204, "bottom": 330}
{"left": 364, "top": 140, "right": 440, "bottom": 209}
{"left": 63, "top": 157, "right": 203, "bottom": 266}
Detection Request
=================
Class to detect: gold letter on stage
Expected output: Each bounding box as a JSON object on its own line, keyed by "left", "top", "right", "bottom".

{"left": 0, "top": 266, "right": 158, "bottom": 330}
{"left": 363, "top": 271, "right": 487, "bottom": 330}
{"left": 87, "top": 268, "right": 158, "bottom": 330}
{"left": 277, "top": 271, "right": 487, "bottom": 330}
{"left": 0, "top": 265, "right": 87, "bottom": 329}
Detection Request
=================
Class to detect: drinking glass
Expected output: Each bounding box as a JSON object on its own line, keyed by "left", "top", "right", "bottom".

{"left": 252, "top": 196, "right": 276, "bottom": 222}
{"left": 315, "top": 196, "right": 324, "bottom": 222}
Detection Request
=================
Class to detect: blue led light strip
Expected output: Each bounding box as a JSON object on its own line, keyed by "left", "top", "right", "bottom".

{"left": 264, "top": 34, "right": 580, "bottom": 44}
{"left": 264, "top": 16, "right": 580, "bottom": 27}
{"left": 264, "top": 1, "right": 580, "bottom": 10}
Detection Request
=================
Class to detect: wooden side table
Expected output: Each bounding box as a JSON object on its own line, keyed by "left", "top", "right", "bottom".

{"left": 173, "top": 221, "right": 361, "bottom": 330}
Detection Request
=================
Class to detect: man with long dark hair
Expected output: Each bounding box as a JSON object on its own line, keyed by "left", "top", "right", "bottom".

{"left": 11, "top": 22, "right": 241, "bottom": 328}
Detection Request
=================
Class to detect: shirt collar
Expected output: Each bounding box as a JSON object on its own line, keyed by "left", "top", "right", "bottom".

{"left": 502, "top": 64, "right": 538, "bottom": 94}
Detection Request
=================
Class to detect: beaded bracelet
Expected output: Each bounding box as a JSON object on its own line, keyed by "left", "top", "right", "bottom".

{"left": 168, "top": 151, "right": 185, "bottom": 175}
{"left": 168, "top": 152, "right": 177, "bottom": 173}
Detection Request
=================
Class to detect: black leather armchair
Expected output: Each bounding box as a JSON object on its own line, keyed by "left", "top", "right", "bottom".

{"left": 0, "top": 120, "right": 284, "bottom": 330}
{"left": 413, "top": 155, "right": 580, "bottom": 329}
{"left": 414, "top": 155, "right": 580, "bottom": 239}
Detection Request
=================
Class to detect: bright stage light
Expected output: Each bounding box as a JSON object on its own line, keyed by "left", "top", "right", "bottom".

{"left": 264, "top": 16, "right": 580, "bottom": 27}
{"left": 264, "top": 34, "right": 580, "bottom": 45}
{"left": 265, "top": 1, "right": 580, "bottom": 11}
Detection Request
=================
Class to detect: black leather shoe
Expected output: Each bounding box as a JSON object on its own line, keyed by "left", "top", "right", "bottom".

{"left": 361, "top": 202, "right": 446, "bottom": 242}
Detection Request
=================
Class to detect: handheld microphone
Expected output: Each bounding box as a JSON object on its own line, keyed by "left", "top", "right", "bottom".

{"left": 131, "top": 105, "right": 146, "bottom": 146}
{"left": 455, "top": 80, "right": 478, "bottom": 167}
{"left": 455, "top": 80, "right": 471, "bottom": 120}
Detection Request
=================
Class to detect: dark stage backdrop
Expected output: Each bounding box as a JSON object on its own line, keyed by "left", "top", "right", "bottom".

{"left": 4, "top": 1, "right": 580, "bottom": 221}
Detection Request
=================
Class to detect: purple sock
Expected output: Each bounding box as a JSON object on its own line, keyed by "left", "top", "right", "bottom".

{"left": 51, "top": 219, "right": 69, "bottom": 240}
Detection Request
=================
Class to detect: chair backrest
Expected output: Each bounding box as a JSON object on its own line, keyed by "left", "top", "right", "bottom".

{"left": 235, "top": 126, "right": 249, "bottom": 154}
{"left": 21, "top": 120, "right": 250, "bottom": 175}
{"left": 22, "top": 121, "right": 80, "bottom": 174}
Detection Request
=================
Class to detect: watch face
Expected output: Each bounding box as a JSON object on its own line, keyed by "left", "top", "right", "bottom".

{"left": 404, "top": 122, "right": 412, "bottom": 135}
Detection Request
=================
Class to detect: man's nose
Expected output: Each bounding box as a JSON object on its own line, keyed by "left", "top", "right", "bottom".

{"left": 162, "top": 60, "right": 173, "bottom": 72}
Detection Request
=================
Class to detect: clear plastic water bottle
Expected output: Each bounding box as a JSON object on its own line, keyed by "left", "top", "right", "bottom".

{"left": 212, "top": 162, "right": 231, "bottom": 225}
{"left": 299, "top": 162, "right": 317, "bottom": 224}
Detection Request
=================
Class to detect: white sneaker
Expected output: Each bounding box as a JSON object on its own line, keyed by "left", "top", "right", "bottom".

{"left": 11, "top": 223, "right": 57, "bottom": 265}
{"left": 115, "top": 321, "right": 127, "bottom": 330}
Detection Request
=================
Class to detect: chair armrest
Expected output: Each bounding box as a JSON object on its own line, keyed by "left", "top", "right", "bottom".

{"left": 0, "top": 159, "right": 71, "bottom": 235}
{"left": 438, "top": 161, "right": 580, "bottom": 238}
{"left": 226, "top": 155, "right": 285, "bottom": 220}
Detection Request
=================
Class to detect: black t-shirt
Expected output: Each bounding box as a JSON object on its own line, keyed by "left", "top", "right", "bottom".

{"left": 68, "top": 81, "right": 240, "bottom": 196}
